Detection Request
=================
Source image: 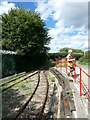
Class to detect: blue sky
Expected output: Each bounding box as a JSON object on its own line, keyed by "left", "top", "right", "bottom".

{"left": 0, "top": 0, "right": 89, "bottom": 52}
{"left": 13, "top": 2, "right": 56, "bottom": 28}
{"left": 13, "top": 2, "right": 36, "bottom": 11}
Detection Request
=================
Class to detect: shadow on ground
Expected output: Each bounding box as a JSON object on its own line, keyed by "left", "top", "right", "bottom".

{"left": 2, "top": 87, "right": 26, "bottom": 119}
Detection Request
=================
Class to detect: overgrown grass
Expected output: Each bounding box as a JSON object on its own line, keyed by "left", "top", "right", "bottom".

{"left": 26, "top": 92, "right": 32, "bottom": 96}
{"left": 78, "top": 62, "right": 90, "bottom": 65}
{"left": 49, "top": 77, "right": 55, "bottom": 82}
{"left": 78, "top": 56, "right": 90, "bottom": 65}
{"left": 16, "top": 80, "right": 32, "bottom": 90}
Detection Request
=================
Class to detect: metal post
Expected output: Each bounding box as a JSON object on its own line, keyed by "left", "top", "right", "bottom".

{"left": 80, "top": 68, "right": 82, "bottom": 96}
{"left": 57, "top": 58, "right": 58, "bottom": 68}
{"left": 61, "top": 60, "right": 62, "bottom": 71}
{"left": 66, "top": 61, "right": 67, "bottom": 74}
{"left": 74, "top": 61, "right": 76, "bottom": 81}
{"left": 60, "top": 60, "right": 61, "bottom": 71}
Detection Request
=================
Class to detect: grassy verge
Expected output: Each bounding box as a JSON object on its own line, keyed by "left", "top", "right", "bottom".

{"left": 49, "top": 77, "right": 55, "bottom": 82}
{"left": 78, "top": 62, "right": 90, "bottom": 65}
{"left": 78, "top": 51, "right": 90, "bottom": 65}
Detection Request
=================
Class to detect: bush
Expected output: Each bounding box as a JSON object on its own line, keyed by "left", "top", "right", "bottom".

{"left": 78, "top": 51, "right": 90, "bottom": 65}
{"left": 73, "top": 53, "right": 83, "bottom": 60}
{"left": 48, "top": 52, "right": 67, "bottom": 60}
{"left": 2, "top": 52, "right": 48, "bottom": 78}
{"left": 48, "top": 52, "right": 83, "bottom": 61}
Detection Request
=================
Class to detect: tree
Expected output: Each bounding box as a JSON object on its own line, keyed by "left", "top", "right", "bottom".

{"left": 59, "top": 47, "right": 84, "bottom": 60}
{"left": 59, "top": 47, "right": 69, "bottom": 53}
{"left": 2, "top": 8, "right": 51, "bottom": 55}
{"left": 59, "top": 47, "right": 84, "bottom": 54}
{"left": 79, "top": 50, "right": 90, "bottom": 64}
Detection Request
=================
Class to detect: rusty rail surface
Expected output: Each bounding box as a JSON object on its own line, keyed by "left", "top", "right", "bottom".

{"left": 2, "top": 71, "right": 38, "bottom": 92}
{"left": 14, "top": 70, "right": 49, "bottom": 120}
{"left": 50, "top": 68, "right": 76, "bottom": 118}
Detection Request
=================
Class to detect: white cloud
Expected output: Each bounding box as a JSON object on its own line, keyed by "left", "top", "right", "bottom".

{"left": 35, "top": 0, "right": 52, "bottom": 20}
{"left": 60, "top": 2, "right": 88, "bottom": 28}
{"left": 35, "top": 0, "right": 88, "bottom": 28}
{"left": 55, "top": 20, "right": 64, "bottom": 28}
{"left": 0, "top": 0, "right": 89, "bottom": 52}
{"left": 35, "top": 0, "right": 88, "bottom": 52}
{"left": 48, "top": 21, "right": 88, "bottom": 52}
{"left": 0, "top": 1, "right": 16, "bottom": 15}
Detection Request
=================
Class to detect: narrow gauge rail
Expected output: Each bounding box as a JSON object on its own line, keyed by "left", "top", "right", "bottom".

{"left": 1, "top": 72, "right": 26, "bottom": 87}
{"left": 1, "top": 72, "right": 25, "bottom": 81}
{"left": 14, "top": 70, "right": 49, "bottom": 120}
{"left": 2, "top": 71, "right": 38, "bottom": 92}
{"left": 50, "top": 68, "right": 76, "bottom": 118}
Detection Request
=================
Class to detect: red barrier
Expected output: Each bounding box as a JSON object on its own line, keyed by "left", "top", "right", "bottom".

{"left": 65, "top": 61, "right": 67, "bottom": 74}
{"left": 82, "top": 84, "right": 90, "bottom": 99}
{"left": 76, "top": 65, "right": 90, "bottom": 78}
{"left": 60, "top": 60, "right": 62, "bottom": 71}
{"left": 55, "top": 58, "right": 90, "bottom": 99}
{"left": 80, "top": 68, "right": 82, "bottom": 96}
{"left": 74, "top": 61, "right": 76, "bottom": 81}
{"left": 76, "top": 65, "right": 90, "bottom": 99}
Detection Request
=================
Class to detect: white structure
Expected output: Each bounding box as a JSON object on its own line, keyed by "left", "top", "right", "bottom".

{"left": 0, "top": 49, "right": 17, "bottom": 55}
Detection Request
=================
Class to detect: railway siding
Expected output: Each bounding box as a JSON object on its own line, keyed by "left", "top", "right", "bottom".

{"left": 16, "top": 71, "right": 49, "bottom": 119}
{"left": 2, "top": 68, "right": 89, "bottom": 119}
{"left": 2, "top": 72, "right": 39, "bottom": 118}
{"left": 44, "top": 70, "right": 59, "bottom": 119}
{"left": 2, "top": 71, "right": 38, "bottom": 92}
{"left": 0, "top": 72, "right": 26, "bottom": 87}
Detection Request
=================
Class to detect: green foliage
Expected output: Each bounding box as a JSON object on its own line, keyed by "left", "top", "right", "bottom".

{"left": 46, "top": 59, "right": 55, "bottom": 68}
{"left": 59, "top": 47, "right": 84, "bottom": 54}
{"left": 59, "top": 47, "right": 69, "bottom": 53}
{"left": 2, "top": 54, "right": 16, "bottom": 77}
{"left": 79, "top": 50, "right": 90, "bottom": 65}
{"left": 59, "top": 47, "right": 84, "bottom": 60}
{"left": 0, "top": 41, "right": 1, "bottom": 46}
{"left": 2, "top": 53, "right": 48, "bottom": 78}
{"left": 48, "top": 53, "right": 59, "bottom": 60}
{"left": 72, "top": 53, "right": 83, "bottom": 60}
{"left": 48, "top": 52, "right": 67, "bottom": 60}
{"left": 50, "top": 77, "right": 55, "bottom": 82}
{"left": 48, "top": 51, "right": 83, "bottom": 61}
{"left": 73, "top": 49, "right": 84, "bottom": 54}
{"left": 2, "top": 8, "right": 51, "bottom": 55}
{"left": 0, "top": 20, "right": 2, "bottom": 39}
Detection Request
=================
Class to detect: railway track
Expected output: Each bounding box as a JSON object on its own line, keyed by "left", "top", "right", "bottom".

{"left": 50, "top": 68, "right": 76, "bottom": 118}
{"left": 2, "top": 71, "right": 38, "bottom": 92}
{"left": 2, "top": 71, "right": 39, "bottom": 118}
{"left": 1, "top": 72, "right": 26, "bottom": 87}
{"left": 1, "top": 72, "right": 25, "bottom": 81}
{"left": 2, "top": 68, "right": 76, "bottom": 119}
{"left": 13, "top": 70, "right": 49, "bottom": 119}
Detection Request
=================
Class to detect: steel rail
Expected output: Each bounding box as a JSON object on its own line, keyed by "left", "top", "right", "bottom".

{"left": 1, "top": 73, "right": 26, "bottom": 87}
{"left": 14, "top": 71, "right": 40, "bottom": 120}
{"left": 2, "top": 71, "right": 38, "bottom": 92}
{"left": 14, "top": 70, "right": 49, "bottom": 119}
{"left": 50, "top": 68, "right": 76, "bottom": 118}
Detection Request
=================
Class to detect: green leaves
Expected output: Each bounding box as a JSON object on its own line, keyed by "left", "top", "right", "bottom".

{"left": 59, "top": 47, "right": 84, "bottom": 54}
{"left": 2, "top": 8, "right": 51, "bottom": 55}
